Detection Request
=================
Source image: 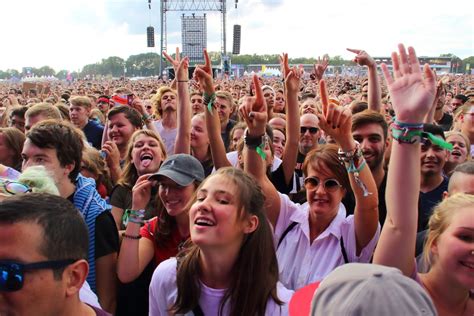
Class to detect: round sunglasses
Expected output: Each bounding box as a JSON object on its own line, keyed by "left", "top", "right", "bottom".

{"left": 303, "top": 177, "right": 342, "bottom": 193}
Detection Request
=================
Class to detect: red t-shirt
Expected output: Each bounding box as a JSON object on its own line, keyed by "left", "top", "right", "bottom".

{"left": 140, "top": 218, "right": 187, "bottom": 266}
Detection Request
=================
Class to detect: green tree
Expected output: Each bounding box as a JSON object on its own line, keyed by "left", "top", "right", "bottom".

{"left": 126, "top": 53, "right": 161, "bottom": 77}
{"left": 56, "top": 70, "right": 69, "bottom": 80}
{"left": 462, "top": 56, "right": 474, "bottom": 73}
{"left": 101, "top": 56, "right": 125, "bottom": 77}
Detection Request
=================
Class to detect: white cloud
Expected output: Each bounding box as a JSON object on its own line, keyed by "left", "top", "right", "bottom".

{"left": 0, "top": 0, "right": 472, "bottom": 72}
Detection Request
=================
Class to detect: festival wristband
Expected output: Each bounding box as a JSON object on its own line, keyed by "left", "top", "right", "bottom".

{"left": 203, "top": 92, "right": 216, "bottom": 114}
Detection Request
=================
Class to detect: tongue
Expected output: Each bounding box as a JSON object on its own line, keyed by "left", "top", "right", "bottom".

{"left": 141, "top": 159, "right": 152, "bottom": 168}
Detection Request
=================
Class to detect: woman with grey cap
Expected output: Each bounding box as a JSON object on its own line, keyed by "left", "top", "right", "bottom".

{"left": 117, "top": 154, "right": 204, "bottom": 285}
{"left": 373, "top": 44, "right": 474, "bottom": 315}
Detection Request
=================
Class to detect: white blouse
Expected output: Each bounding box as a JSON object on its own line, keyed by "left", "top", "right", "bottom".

{"left": 275, "top": 193, "right": 380, "bottom": 291}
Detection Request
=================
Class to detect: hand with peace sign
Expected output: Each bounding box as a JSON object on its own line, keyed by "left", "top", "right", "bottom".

{"left": 163, "top": 47, "right": 189, "bottom": 82}
{"left": 193, "top": 49, "right": 214, "bottom": 96}
{"left": 279, "top": 53, "right": 301, "bottom": 93}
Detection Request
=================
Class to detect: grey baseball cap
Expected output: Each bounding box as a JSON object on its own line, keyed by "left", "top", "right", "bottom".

{"left": 149, "top": 154, "right": 205, "bottom": 186}
{"left": 307, "top": 263, "right": 437, "bottom": 316}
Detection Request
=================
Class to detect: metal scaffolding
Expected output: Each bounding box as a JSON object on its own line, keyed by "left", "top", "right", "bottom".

{"left": 159, "top": 0, "right": 227, "bottom": 76}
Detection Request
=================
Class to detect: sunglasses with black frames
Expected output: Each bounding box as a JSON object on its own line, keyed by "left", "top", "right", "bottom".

{"left": 300, "top": 126, "right": 319, "bottom": 134}
{"left": 0, "top": 259, "right": 77, "bottom": 292}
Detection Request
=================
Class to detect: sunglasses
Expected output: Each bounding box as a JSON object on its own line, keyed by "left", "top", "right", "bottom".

{"left": 300, "top": 126, "right": 319, "bottom": 134}
{"left": 0, "top": 179, "right": 31, "bottom": 195}
{"left": 0, "top": 259, "right": 76, "bottom": 292}
{"left": 303, "top": 177, "right": 342, "bottom": 192}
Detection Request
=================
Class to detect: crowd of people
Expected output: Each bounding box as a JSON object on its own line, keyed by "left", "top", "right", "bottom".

{"left": 0, "top": 44, "right": 473, "bottom": 316}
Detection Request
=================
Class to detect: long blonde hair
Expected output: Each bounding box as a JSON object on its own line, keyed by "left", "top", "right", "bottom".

{"left": 423, "top": 193, "right": 474, "bottom": 268}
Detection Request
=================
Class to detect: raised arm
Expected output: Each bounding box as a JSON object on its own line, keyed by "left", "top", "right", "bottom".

{"left": 242, "top": 75, "right": 281, "bottom": 228}
{"left": 194, "top": 50, "right": 231, "bottom": 169}
{"left": 373, "top": 44, "right": 436, "bottom": 276}
{"left": 117, "top": 175, "right": 155, "bottom": 283}
{"left": 317, "top": 79, "right": 379, "bottom": 252}
{"left": 164, "top": 48, "right": 191, "bottom": 154}
{"left": 279, "top": 53, "right": 300, "bottom": 186}
{"left": 347, "top": 48, "right": 382, "bottom": 112}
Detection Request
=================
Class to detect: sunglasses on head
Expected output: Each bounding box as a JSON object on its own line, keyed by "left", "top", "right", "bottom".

{"left": 0, "top": 259, "right": 76, "bottom": 292}
{"left": 0, "top": 179, "right": 31, "bottom": 195}
{"left": 304, "top": 177, "right": 342, "bottom": 192}
{"left": 300, "top": 126, "right": 319, "bottom": 134}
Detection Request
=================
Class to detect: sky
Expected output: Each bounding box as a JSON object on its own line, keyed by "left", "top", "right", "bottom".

{"left": 0, "top": 0, "right": 472, "bottom": 72}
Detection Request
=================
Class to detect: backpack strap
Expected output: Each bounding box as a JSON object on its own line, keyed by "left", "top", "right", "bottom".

{"left": 340, "top": 236, "right": 349, "bottom": 264}
{"left": 277, "top": 222, "right": 298, "bottom": 248}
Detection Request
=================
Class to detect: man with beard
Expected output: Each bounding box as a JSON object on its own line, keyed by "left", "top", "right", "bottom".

{"left": 291, "top": 113, "right": 321, "bottom": 202}
{"left": 417, "top": 124, "right": 449, "bottom": 232}
{"left": 351, "top": 110, "right": 389, "bottom": 226}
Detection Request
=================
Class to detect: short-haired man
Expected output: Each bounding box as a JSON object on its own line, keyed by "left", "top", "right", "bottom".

{"left": 21, "top": 120, "right": 118, "bottom": 313}
{"left": 8, "top": 106, "right": 27, "bottom": 133}
{"left": 190, "top": 91, "right": 204, "bottom": 115}
{"left": 24, "top": 102, "right": 62, "bottom": 131}
{"left": 215, "top": 91, "right": 236, "bottom": 151}
{"left": 292, "top": 113, "right": 321, "bottom": 200}
{"left": 451, "top": 94, "right": 468, "bottom": 112}
{"left": 418, "top": 124, "right": 449, "bottom": 232}
{"left": 69, "top": 96, "right": 104, "bottom": 149}
{"left": 151, "top": 86, "right": 178, "bottom": 154}
{"left": 97, "top": 95, "right": 111, "bottom": 116}
{"left": 0, "top": 193, "right": 110, "bottom": 315}
{"left": 352, "top": 110, "right": 389, "bottom": 225}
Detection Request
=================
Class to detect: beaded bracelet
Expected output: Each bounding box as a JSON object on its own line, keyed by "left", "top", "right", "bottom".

{"left": 122, "top": 233, "right": 141, "bottom": 240}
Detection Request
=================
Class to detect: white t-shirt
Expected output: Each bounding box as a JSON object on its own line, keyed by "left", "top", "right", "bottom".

{"left": 149, "top": 257, "right": 293, "bottom": 316}
{"left": 275, "top": 193, "right": 380, "bottom": 291}
{"left": 79, "top": 281, "right": 101, "bottom": 309}
{"left": 153, "top": 120, "right": 177, "bottom": 155}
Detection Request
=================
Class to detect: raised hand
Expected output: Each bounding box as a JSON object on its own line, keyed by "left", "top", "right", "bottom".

{"left": 317, "top": 79, "right": 354, "bottom": 150}
{"left": 279, "top": 53, "right": 291, "bottom": 79}
{"left": 193, "top": 49, "right": 214, "bottom": 95}
{"left": 280, "top": 53, "right": 301, "bottom": 93}
{"left": 164, "top": 48, "right": 189, "bottom": 82}
{"left": 380, "top": 44, "right": 436, "bottom": 123}
{"left": 311, "top": 55, "right": 329, "bottom": 82}
{"left": 347, "top": 48, "right": 375, "bottom": 67}
{"left": 239, "top": 75, "right": 267, "bottom": 137}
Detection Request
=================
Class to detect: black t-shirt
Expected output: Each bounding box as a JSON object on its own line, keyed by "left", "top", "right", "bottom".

{"left": 378, "top": 172, "right": 388, "bottom": 227}
{"left": 437, "top": 112, "right": 453, "bottom": 131}
{"left": 67, "top": 193, "right": 119, "bottom": 259}
{"left": 418, "top": 177, "right": 449, "bottom": 232}
{"left": 270, "top": 163, "right": 294, "bottom": 195}
{"left": 94, "top": 211, "right": 119, "bottom": 259}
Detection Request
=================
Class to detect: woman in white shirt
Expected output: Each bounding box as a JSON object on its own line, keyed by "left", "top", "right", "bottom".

{"left": 243, "top": 74, "right": 380, "bottom": 290}
{"left": 148, "top": 167, "right": 292, "bottom": 316}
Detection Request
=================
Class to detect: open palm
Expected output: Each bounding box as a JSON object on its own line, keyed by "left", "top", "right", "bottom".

{"left": 381, "top": 44, "right": 436, "bottom": 123}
